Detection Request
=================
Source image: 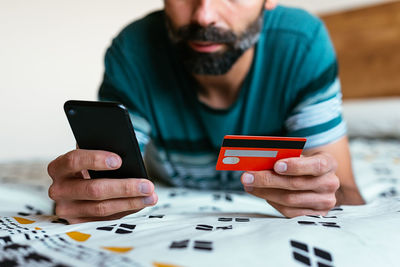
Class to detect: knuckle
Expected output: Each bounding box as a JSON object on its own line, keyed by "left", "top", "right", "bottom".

{"left": 92, "top": 153, "right": 105, "bottom": 168}
{"left": 127, "top": 198, "right": 142, "bottom": 210}
{"left": 285, "top": 193, "right": 300, "bottom": 206}
{"left": 123, "top": 180, "right": 136, "bottom": 197}
{"left": 93, "top": 201, "right": 109, "bottom": 217}
{"left": 48, "top": 184, "right": 60, "bottom": 200}
{"left": 288, "top": 177, "right": 303, "bottom": 190}
{"left": 320, "top": 195, "right": 337, "bottom": 209}
{"left": 47, "top": 161, "right": 56, "bottom": 178}
{"left": 325, "top": 176, "right": 340, "bottom": 192}
{"left": 261, "top": 172, "right": 273, "bottom": 186}
{"left": 65, "top": 151, "right": 79, "bottom": 171}
{"left": 288, "top": 159, "right": 300, "bottom": 172}
{"left": 86, "top": 182, "right": 105, "bottom": 200}
{"left": 55, "top": 203, "right": 68, "bottom": 217}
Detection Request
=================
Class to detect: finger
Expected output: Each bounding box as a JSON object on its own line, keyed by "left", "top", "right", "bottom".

{"left": 55, "top": 193, "right": 158, "bottom": 218}
{"left": 62, "top": 210, "right": 137, "bottom": 224}
{"left": 266, "top": 201, "right": 329, "bottom": 218}
{"left": 243, "top": 187, "right": 336, "bottom": 210}
{"left": 48, "top": 149, "right": 122, "bottom": 180}
{"left": 274, "top": 153, "right": 337, "bottom": 176}
{"left": 241, "top": 172, "right": 340, "bottom": 192}
{"left": 49, "top": 178, "right": 154, "bottom": 201}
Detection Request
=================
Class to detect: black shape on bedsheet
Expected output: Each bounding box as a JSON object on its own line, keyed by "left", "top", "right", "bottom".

{"left": 297, "top": 221, "right": 341, "bottom": 228}
{"left": 320, "top": 222, "right": 340, "bottom": 228}
{"left": 96, "top": 223, "right": 136, "bottom": 234}
{"left": 149, "top": 215, "right": 164, "bottom": 218}
{"left": 314, "top": 247, "right": 332, "bottom": 261}
{"left": 3, "top": 243, "right": 30, "bottom": 251}
{"left": 235, "top": 218, "right": 249, "bottom": 222}
{"left": 380, "top": 187, "right": 398, "bottom": 198}
{"left": 17, "top": 205, "right": 44, "bottom": 216}
{"left": 216, "top": 225, "right": 232, "bottom": 230}
{"left": 0, "top": 236, "right": 12, "bottom": 245}
{"left": 51, "top": 218, "right": 69, "bottom": 225}
{"left": 213, "top": 193, "right": 233, "bottom": 202}
{"left": 217, "top": 217, "right": 249, "bottom": 222}
{"left": 194, "top": 241, "right": 213, "bottom": 251}
{"left": 293, "top": 252, "right": 311, "bottom": 266}
{"left": 196, "top": 224, "right": 213, "bottom": 231}
{"left": 290, "top": 240, "right": 308, "bottom": 252}
{"left": 170, "top": 239, "right": 189, "bottom": 249}
{"left": 306, "top": 215, "right": 321, "bottom": 218}
{"left": 298, "top": 221, "right": 317, "bottom": 225}
{"left": 169, "top": 240, "right": 213, "bottom": 251}
{"left": 290, "top": 240, "right": 334, "bottom": 267}
{"left": 169, "top": 191, "right": 188, "bottom": 198}
{"left": 24, "top": 252, "right": 51, "bottom": 263}
{"left": 0, "top": 258, "right": 18, "bottom": 267}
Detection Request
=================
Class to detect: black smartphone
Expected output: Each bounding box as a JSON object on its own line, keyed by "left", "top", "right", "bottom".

{"left": 64, "top": 100, "right": 148, "bottom": 179}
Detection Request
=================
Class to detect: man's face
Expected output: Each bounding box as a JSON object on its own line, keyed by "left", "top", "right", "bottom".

{"left": 164, "top": 0, "right": 267, "bottom": 75}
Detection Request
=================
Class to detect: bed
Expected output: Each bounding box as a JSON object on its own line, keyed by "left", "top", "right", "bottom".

{"left": 1, "top": 137, "right": 400, "bottom": 267}
{"left": 1, "top": 3, "right": 400, "bottom": 267}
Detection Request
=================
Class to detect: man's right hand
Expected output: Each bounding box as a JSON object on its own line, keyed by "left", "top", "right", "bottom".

{"left": 47, "top": 149, "right": 157, "bottom": 224}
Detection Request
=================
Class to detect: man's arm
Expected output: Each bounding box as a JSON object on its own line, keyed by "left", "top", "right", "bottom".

{"left": 303, "top": 136, "right": 365, "bottom": 205}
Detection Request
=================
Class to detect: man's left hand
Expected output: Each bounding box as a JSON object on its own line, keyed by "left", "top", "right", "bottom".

{"left": 241, "top": 153, "right": 340, "bottom": 218}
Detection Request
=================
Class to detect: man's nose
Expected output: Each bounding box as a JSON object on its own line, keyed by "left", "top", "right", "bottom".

{"left": 191, "top": 0, "right": 219, "bottom": 27}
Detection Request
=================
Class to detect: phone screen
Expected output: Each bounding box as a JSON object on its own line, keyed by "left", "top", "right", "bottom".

{"left": 64, "top": 100, "right": 148, "bottom": 179}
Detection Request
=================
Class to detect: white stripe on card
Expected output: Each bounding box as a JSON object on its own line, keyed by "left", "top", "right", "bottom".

{"left": 224, "top": 150, "right": 278, "bottom": 157}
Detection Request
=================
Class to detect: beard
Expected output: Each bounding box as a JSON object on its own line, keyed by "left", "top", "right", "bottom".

{"left": 166, "top": 12, "right": 264, "bottom": 75}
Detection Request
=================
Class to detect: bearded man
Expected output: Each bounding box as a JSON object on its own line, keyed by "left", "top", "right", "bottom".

{"left": 47, "top": 0, "right": 365, "bottom": 224}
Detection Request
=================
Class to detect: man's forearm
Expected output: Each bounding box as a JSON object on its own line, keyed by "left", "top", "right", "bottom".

{"left": 335, "top": 185, "right": 365, "bottom": 206}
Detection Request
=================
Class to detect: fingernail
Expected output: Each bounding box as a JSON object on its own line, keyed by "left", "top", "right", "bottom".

{"left": 143, "top": 195, "right": 155, "bottom": 205}
{"left": 275, "top": 162, "right": 287, "bottom": 173}
{"left": 242, "top": 173, "right": 254, "bottom": 184}
{"left": 139, "top": 182, "right": 152, "bottom": 194}
{"left": 106, "top": 156, "right": 120, "bottom": 168}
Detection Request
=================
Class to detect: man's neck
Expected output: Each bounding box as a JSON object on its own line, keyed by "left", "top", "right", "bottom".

{"left": 193, "top": 47, "right": 255, "bottom": 110}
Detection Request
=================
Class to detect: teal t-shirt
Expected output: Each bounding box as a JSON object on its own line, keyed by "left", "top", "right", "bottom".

{"left": 98, "top": 6, "right": 345, "bottom": 190}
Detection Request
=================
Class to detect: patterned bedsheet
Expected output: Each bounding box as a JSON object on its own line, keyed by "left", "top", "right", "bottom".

{"left": 0, "top": 138, "right": 399, "bottom": 267}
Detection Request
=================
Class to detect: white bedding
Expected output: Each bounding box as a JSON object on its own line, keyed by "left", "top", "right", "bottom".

{"left": 1, "top": 138, "right": 399, "bottom": 267}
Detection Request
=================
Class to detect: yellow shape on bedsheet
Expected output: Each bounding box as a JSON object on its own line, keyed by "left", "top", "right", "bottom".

{"left": 102, "top": 247, "right": 133, "bottom": 253}
{"left": 13, "top": 217, "right": 35, "bottom": 224}
{"left": 66, "top": 231, "right": 91, "bottom": 242}
{"left": 153, "top": 262, "right": 182, "bottom": 267}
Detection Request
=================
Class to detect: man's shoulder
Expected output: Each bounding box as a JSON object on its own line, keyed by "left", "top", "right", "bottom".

{"left": 263, "top": 6, "right": 324, "bottom": 42}
{"left": 112, "top": 10, "right": 167, "bottom": 50}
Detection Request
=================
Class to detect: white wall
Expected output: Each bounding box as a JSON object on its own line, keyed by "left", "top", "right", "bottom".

{"left": 0, "top": 0, "right": 390, "bottom": 162}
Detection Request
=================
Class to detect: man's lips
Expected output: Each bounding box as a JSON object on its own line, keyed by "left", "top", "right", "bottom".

{"left": 188, "top": 41, "right": 224, "bottom": 53}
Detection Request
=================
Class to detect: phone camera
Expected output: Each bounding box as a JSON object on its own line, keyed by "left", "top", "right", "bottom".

{"left": 67, "top": 109, "right": 76, "bottom": 116}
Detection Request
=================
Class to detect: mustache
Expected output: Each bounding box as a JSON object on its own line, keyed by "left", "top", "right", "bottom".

{"left": 174, "top": 24, "right": 238, "bottom": 44}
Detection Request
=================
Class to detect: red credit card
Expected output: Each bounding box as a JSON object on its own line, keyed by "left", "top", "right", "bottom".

{"left": 216, "top": 135, "right": 307, "bottom": 171}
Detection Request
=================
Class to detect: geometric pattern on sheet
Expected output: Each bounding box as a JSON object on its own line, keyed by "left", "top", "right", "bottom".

{"left": 0, "top": 137, "right": 400, "bottom": 266}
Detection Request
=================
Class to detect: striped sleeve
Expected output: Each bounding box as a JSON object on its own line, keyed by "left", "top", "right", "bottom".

{"left": 128, "top": 112, "right": 151, "bottom": 153}
{"left": 286, "top": 21, "right": 346, "bottom": 149}
{"left": 285, "top": 78, "right": 346, "bottom": 149}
